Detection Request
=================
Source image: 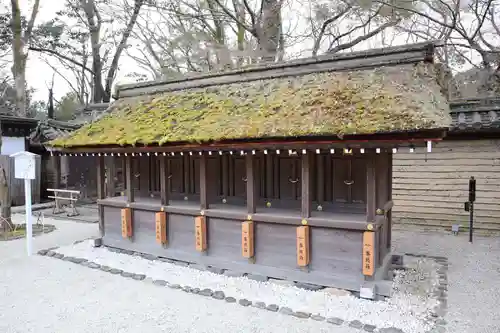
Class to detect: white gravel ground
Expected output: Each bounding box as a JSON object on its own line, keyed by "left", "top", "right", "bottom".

{"left": 0, "top": 215, "right": 361, "bottom": 333}
{"left": 57, "top": 242, "right": 436, "bottom": 333}
{"left": 0, "top": 214, "right": 98, "bottom": 263}
{"left": 392, "top": 228, "right": 500, "bottom": 333}
{"left": 0, "top": 256, "right": 365, "bottom": 333}
{"left": 3, "top": 214, "right": 500, "bottom": 333}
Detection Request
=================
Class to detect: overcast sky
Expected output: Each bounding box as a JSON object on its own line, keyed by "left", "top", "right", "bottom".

{"left": 19, "top": 0, "right": 143, "bottom": 102}
{"left": 14, "top": 0, "right": 479, "bottom": 104}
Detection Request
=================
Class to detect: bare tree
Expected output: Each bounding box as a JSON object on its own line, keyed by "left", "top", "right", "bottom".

{"left": 308, "top": 0, "right": 404, "bottom": 56}
{"left": 0, "top": 0, "right": 41, "bottom": 226}
{"left": 10, "top": 0, "right": 41, "bottom": 117}
{"left": 29, "top": 0, "right": 145, "bottom": 103}
{"left": 380, "top": 0, "right": 500, "bottom": 96}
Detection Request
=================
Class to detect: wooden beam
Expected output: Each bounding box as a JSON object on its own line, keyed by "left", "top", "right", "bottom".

{"left": 125, "top": 155, "right": 134, "bottom": 202}
{"left": 301, "top": 153, "right": 311, "bottom": 218}
{"left": 366, "top": 155, "right": 376, "bottom": 222}
{"left": 155, "top": 211, "right": 167, "bottom": 245}
{"left": 105, "top": 156, "right": 115, "bottom": 197}
{"left": 242, "top": 221, "right": 254, "bottom": 258}
{"left": 121, "top": 207, "right": 133, "bottom": 238}
{"left": 53, "top": 129, "right": 447, "bottom": 154}
{"left": 195, "top": 216, "right": 207, "bottom": 251}
{"left": 362, "top": 231, "right": 375, "bottom": 277}
{"left": 297, "top": 226, "right": 310, "bottom": 267}
{"left": 199, "top": 153, "right": 208, "bottom": 210}
{"left": 159, "top": 155, "right": 169, "bottom": 206}
{"left": 96, "top": 155, "right": 105, "bottom": 237}
{"left": 245, "top": 153, "right": 256, "bottom": 214}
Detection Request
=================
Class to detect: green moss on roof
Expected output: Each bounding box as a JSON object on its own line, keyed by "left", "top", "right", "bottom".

{"left": 50, "top": 62, "right": 451, "bottom": 148}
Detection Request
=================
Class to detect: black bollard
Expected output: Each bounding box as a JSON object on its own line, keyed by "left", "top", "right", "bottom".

{"left": 465, "top": 176, "right": 476, "bottom": 243}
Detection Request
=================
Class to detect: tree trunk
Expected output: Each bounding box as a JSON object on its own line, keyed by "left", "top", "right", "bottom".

{"left": 0, "top": 165, "right": 12, "bottom": 228}
{"left": 103, "top": 0, "right": 144, "bottom": 102}
{"left": 11, "top": 0, "right": 27, "bottom": 117}
{"left": 256, "top": 0, "right": 282, "bottom": 63}
{"left": 81, "top": 0, "right": 105, "bottom": 103}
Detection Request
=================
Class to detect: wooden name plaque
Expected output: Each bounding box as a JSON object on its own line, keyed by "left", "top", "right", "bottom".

{"left": 155, "top": 212, "right": 167, "bottom": 245}
{"left": 296, "top": 226, "right": 310, "bottom": 267}
{"left": 241, "top": 221, "right": 254, "bottom": 258}
{"left": 121, "top": 208, "right": 132, "bottom": 238}
{"left": 195, "top": 216, "right": 207, "bottom": 252}
{"left": 362, "top": 231, "right": 375, "bottom": 276}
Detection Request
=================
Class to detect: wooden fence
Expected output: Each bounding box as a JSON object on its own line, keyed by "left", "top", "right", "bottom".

{"left": 0, "top": 155, "right": 41, "bottom": 206}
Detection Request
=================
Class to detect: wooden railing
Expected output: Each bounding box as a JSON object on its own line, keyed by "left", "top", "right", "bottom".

{"left": 47, "top": 188, "right": 80, "bottom": 217}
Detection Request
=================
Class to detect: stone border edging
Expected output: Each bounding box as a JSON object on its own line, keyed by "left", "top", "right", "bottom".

{"left": 36, "top": 243, "right": 443, "bottom": 333}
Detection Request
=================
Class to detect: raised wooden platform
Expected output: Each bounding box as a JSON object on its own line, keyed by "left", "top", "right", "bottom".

{"left": 98, "top": 196, "right": 392, "bottom": 294}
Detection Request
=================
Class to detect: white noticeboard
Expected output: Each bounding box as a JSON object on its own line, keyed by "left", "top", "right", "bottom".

{"left": 13, "top": 153, "right": 36, "bottom": 180}
{"left": 10, "top": 151, "right": 38, "bottom": 256}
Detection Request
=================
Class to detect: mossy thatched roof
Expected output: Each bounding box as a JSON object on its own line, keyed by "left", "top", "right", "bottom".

{"left": 50, "top": 62, "right": 451, "bottom": 148}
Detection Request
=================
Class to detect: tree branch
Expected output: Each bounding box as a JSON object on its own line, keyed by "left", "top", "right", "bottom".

{"left": 312, "top": 6, "right": 351, "bottom": 56}
{"left": 29, "top": 46, "right": 95, "bottom": 75}
{"left": 104, "top": 0, "right": 144, "bottom": 100}
{"left": 329, "top": 18, "right": 401, "bottom": 54}
{"left": 24, "top": 0, "right": 41, "bottom": 41}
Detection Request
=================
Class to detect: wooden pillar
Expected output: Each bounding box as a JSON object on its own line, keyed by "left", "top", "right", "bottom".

{"left": 96, "top": 155, "right": 105, "bottom": 237}
{"left": 52, "top": 155, "right": 61, "bottom": 189}
{"left": 387, "top": 152, "right": 393, "bottom": 249}
{"left": 121, "top": 156, "right": 126, "bottom": 193}
{"left": 301, "top": 152, "right": 311, "bottom": 218}
{"left": 245, "top": 153, "right": 256, "bottom": 214}
{"left": 139, "top": 155, "right": 150, "bottom": 196}
{"left": 183, "top": 155, "right": 190, "bottom": 194}
{"left": 316, "top": 154, "right": 324, "bottom": 204}
{"left": 125, "top": 155, "right": 134, "bottom": 202}
{"left": 222, "top": 154, "right": 229, "bottom": 198}
{"left": 200, "top": 153, "right": 208, "bottom": 210}
{"left": 159, "top": 155, "right": 169, "bottom": 206}
{"left": 265, "top": 154, "right": 273, "bottom": 199}
{"left": 366, "top": 154, "right": 376, "bottom": 222}
{"left": 105, "top": 156, "right": 115, "bottom": 197}
{"left": 375, "top": 153, "right": 390, "bottom": 264}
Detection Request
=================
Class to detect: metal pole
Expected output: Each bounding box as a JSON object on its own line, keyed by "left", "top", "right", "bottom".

{"left": 469, "top": 201, "right": 474, "bottom": 243}
{"left": 468, "top": 176, "right": 476, "bottom": 244}
{"left": 25, "top": 179, "right": 32, "bottom": 255}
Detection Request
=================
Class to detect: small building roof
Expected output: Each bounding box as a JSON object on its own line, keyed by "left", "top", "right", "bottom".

{"left": 71, "top": 103, "right": 110, "bottom": 125}
{"left": 30, "top": 118, "right": 82, "bottom": 144}
{"left": 49, "top": 42, "right": 452, "bottom": 148}
{"left": 449, "top": 97, "right": 500, "bottom": 132}
{"left": 0, "top": 114, "right": 39, "bottom": 137}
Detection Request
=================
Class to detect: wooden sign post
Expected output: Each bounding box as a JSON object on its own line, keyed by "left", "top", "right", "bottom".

{"left": 362, "top": 231, "right": 375, "bottom": 276}
{"left": 155, "top": 212, "right": 167, "bottom": 245}
{"left": 296, "top": 226, "right": 310, "bottom": 266}
{"left": 241, "top": 221, "right": 254, "bottom": 258}
{"left": 121, "top": 208, "right": 133, "bottom": 238}
{"left": 195, "top": 216, "right": 207, "bottom": 251}
{"left": 10, "top": 151, "right": 37, "bottom": 256}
